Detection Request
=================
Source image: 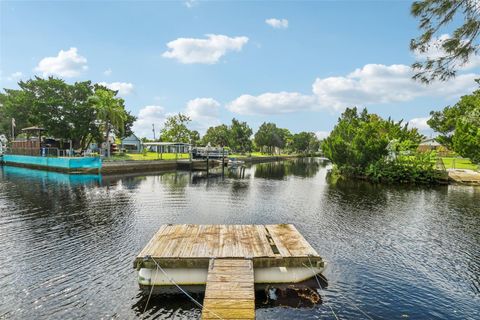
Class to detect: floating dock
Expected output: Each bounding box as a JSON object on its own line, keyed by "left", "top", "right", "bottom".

{"left": 134, "top": 224, "right": 325, "bottom": 319}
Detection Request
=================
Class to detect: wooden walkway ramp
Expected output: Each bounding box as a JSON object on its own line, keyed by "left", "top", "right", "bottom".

{"left": 202, "top": 259, "right": 255, "bottom": 320}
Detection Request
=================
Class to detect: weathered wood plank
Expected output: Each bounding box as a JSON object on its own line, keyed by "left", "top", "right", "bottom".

{"left": 266, "top": 224, "right": 318, "bottom": 257}
{"left": 202, "top": 308, "right": 255, "bottom": 319}
{"left": 202, "top": 299, "right": 254, "bottom": 309}
{"left": 135, "top": 224, "right": 320, "bottom": 269}
{"left": 213, "top": 259, "right": 252, "bottom": 267}
{"left": 202, "top": 259, "right": 255, "bottom": 320}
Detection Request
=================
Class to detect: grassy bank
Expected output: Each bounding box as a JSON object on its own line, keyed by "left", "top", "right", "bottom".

{"left": 108, "top": 152, "right": 190, "bottom": 161}
{"left": 104, "top": 151, "right": 311, "bottom": 162}
{"left": 228, "top": 152, "right": 291, "bottom": 158}
{"left": 440, "top": 157, "right": 478, "bottom": 170}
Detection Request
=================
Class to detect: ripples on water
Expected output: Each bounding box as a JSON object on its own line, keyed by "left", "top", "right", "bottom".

{"left": 0, "top": 159, "right": 479, "bottom": 319}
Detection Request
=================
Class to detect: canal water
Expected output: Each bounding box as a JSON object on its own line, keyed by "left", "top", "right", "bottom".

{"left": 0, "top": 158, "right": 479, "bottom": 319}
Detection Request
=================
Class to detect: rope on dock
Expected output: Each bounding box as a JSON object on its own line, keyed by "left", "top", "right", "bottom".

{"left": 142, "top": 260, "right": 158, "bottom": 318}
{"left": 145, "top": 256, "right": 225, "bottom": 320}
{"left": 306, "top": 256, "right": 340, "bottom": 320}
{"left": 306, "top": 256, "right": 375, "bottom": 320}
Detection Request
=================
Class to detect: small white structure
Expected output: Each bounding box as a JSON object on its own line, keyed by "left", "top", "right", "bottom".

{"left": 418, "top": 138, "right": 442, "bottom": 152}
{"left": 121, "top": 134, "right": 142, "bottom": 153}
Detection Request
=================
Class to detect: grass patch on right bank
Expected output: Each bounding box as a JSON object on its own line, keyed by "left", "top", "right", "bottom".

{"left": 441, "top": 157, "right": 478, "bottom": 170}
{"left": 228, "top": 152, "right": 292, "bottom": 158}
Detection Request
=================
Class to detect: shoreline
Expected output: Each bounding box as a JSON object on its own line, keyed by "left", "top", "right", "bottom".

{"left": 1, "top": 155, "right": 303, "bottom": 175}
{"left": 101, "top": 155, "right": 301, "bottom": 175}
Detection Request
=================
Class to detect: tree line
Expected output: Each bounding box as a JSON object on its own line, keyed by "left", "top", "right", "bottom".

{"left": 0, "top": 77, "right": 320, "bottom": 155}
{"left": 0, "top": 77, "right": 135, "bottom": 151}
{"left": 153, "top": 114, "right": 321, "bottom": 155}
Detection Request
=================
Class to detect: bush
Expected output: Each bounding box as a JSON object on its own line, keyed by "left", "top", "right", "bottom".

{"left": 364, "top": 152, "right": 442, "bottom": 184}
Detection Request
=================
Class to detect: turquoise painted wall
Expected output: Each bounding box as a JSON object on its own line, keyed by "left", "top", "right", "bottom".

{"left": 2, "top": 155, "right": 102, "bottom": 169}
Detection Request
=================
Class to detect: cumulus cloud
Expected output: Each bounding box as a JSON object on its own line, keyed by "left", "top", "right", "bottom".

{"left": 132, "top": 105, "right": 167, "bottom": 138}
{"left": 98, "top": 82, "right": 134, "bottom": 96}
{"left": 186, "top": 98, "right": 221, "bottom": 132}
{"left": 312, "top": 63, "right": 478, "bottom": 110}
{"left": 265, "top": 18, "right": 289, "bottom": 29}
{"left": 7, "top": 71, "right": 22, "bottom": 81}
{"left": 227, "top": 92, "right": 318, "bottom": 115}
{"left": 162, "top": 34, "right": 249, "bottom": 64}
{"left": 35, "top": 47, "right": 87, "bottom": 77}
{"left": 226, "top": 63, "right": 478, "bottom": 115}
{"left": 103, "top": 68, "right": 112, "bottom": 76}
{"left": 408, "top": 117, "right": 431, "bottom": 131}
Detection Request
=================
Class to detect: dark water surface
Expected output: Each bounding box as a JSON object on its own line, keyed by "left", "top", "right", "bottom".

{"left": 0, "top": 158, "right": 479, "bottom": 319}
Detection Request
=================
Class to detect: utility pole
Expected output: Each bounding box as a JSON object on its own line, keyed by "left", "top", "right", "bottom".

{"left": 152, "top": 123, "right": 156, "bottom": 141}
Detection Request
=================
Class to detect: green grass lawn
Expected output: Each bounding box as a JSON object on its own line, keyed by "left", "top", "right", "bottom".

{"left": 108, "top": 151, "right": 295, "bottom": 161}
{"left": 109, "top": 152, "right": 190, "bottom": 161}
{"left": 441, "top": 157, "right": 479, "bottom": 170}
{"left": 229, "top": 152, "right": 291, "bottom": 158}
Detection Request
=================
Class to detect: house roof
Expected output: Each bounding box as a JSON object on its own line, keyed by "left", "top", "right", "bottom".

{"left": 121, "top": 133, "right": 140, "bottom": 141}
{"left": 419, "top": 138, "right": 441, "bottom": 146}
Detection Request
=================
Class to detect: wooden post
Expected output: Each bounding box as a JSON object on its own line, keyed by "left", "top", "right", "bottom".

{"left": 206, "top": 148, "right": 209, "bottom": 175}
{"left": 222, "top": 147, "right": 225, "bottom": 177}
{"left": 189, "top": 146, "right": 193, "bottom": 171}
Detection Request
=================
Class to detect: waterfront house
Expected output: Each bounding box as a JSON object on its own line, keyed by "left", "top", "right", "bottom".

{"left": 121, "top": 134, "right": 142, "bottom": 153}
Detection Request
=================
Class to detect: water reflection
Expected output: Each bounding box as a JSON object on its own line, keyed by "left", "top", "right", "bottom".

{"left": 0, "top": 158, "right": 479, "bottom": 319}
{"left": 254, "top": 158, "right": 324, "bottom": 180}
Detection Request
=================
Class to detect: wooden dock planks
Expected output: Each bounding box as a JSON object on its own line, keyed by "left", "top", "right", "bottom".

{"left": 202, "top": 259, "right": 255, "bottom": 320}
{"left": 134, "top": 224, "right": 323, "bottom": 269}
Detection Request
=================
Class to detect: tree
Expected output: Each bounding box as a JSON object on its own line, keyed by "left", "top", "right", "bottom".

{"left": 322, "top": 107, "right": 423, "bottom": 174}
{"left": 254, "top": 122, "right": 289, "bottom": 154}
{"left": 202, "top": 124, "right": 230, "bottom": 147}
{"left": 453, "top": 108, "right": 480, "bottom": 163}
{"left": 428, "top": 85, "right": 480, "bottom": 162}
{"left": 229, "top": 118, "right": 252, "bottom": 153}
{"left": 1, "top": 77, "right": 96, "bottom": 148}
{"left": 88, "top": 87, "right": 129, "bottom": 156}
{"left": 291, "top": 132, "right": 319, "bottom": 154}
{"left": 189, "top": 130, "right": 201, "bottom": 146}
{"left": 161, "top": 113, "right": 192, "bottom": 143}
{"left": 410, "top": 0, "right": 480, "bottom": 83}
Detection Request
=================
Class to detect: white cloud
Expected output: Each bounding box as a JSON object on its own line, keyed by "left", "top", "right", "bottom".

{"left": 265, "top": 18, "right": 289, "bottom": 29}
{"left": 414, "top": 34, "right": 480, "bottom": 70}
{"left": 227, "top": 63, "right": 478, "bottom": 115}
{"left": 133, "top": 105, "right": 167, "bottom": 138}
{"left": 227, "top": 92, "right": 318, "bottom": 115}
{"left": 186, "top": 98, "right": 221, "bottom": 132}
{"left": 408, "top": 117, "right": 431, "bottom": 131}
{"left": 162, "top": 34, "right": 249, "bottom": 64}
{"left": 7, "top": 71, "right": 22, "bottom": 81}
{"left": 35, "top": 47, "right": 87, "bottom": 77}
{"left": 98, "top": 82, "right": 134, "bottom": 96}
{"left": 103, "top": 68, "right": 112, "bottom": 76}
{"left": 315, "top": 131, "right": 330, "bottom": 140}
{"left": 312, "top": 63, "right": 478, "bottom": 110}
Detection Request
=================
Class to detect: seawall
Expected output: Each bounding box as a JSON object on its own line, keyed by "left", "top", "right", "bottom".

{"left": 1, "top": 155, "right": 101, "bottom": 173}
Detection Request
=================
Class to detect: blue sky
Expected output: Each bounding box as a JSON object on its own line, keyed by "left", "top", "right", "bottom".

{"left": 1, "top": 0, "right": 479, "bottom": 139}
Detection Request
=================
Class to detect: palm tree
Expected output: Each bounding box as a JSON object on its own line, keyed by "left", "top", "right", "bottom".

{"left": 88, "top": 88, "right": 127, "bottom": 157}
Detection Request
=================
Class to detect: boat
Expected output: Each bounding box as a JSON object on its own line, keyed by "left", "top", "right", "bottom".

{"left": 228, "top": 158, "right": 245, "bottom": 167}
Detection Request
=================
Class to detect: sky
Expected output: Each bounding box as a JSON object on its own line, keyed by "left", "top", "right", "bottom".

{"left": 1, "top": 0, "right": 479, "bottom": 139}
